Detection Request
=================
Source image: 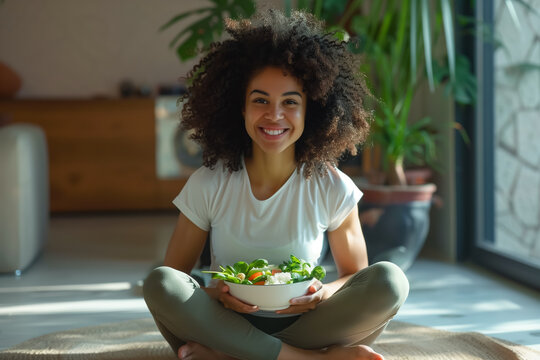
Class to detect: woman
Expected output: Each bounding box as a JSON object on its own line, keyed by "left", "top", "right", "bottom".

{"left": 143, "top": 9, "right": 409, "bottom": 360}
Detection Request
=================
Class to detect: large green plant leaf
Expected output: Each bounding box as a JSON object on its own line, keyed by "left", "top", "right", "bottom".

{"left": 421, "top": 0, "right": 434, "bottom": 91}
{"left": 160, "top": 0, "right": 256, "bottom": 61}
{"left": 410, "top": 0, "right": 418, "bottom": 82}
{"left": 441, "top": 0, "right": 455, "bottom": 82}
{"left": 433, "top": 54, "right": 477, "bottom": 104}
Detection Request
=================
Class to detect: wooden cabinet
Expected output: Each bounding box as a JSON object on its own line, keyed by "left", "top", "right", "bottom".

{"left": 0, "top": 99, "right": 186, "bottom": 212}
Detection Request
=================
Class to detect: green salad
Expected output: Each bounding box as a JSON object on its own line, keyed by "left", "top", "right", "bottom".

{"left": 203, "top": 254, "right": 326, "bottom": 285}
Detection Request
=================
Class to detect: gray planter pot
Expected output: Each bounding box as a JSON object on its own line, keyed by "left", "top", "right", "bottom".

{"left": 354, "top": 181, "right": 437, "bottom": 271}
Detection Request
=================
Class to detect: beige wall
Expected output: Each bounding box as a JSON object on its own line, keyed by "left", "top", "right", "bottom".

{"left": 0, "top": 0, "right": 206, "bottom": 98}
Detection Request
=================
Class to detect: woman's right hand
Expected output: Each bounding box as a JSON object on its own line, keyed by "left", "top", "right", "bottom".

{"left": 204, "top": 281, "right": 260, "bottom": 314}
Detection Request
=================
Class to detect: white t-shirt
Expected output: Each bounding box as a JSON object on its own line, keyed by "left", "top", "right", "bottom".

{"left": 173, "top": 160, "right": 362, "bottom": 272}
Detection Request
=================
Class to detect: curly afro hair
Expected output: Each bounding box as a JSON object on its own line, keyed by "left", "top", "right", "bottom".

{"left": 180, "top": 9, "right": 372, "bottom": 178}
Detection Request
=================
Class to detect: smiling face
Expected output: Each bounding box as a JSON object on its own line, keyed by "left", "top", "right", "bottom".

{"left": 243, "top": 67, "right": 306, "bottom": 159}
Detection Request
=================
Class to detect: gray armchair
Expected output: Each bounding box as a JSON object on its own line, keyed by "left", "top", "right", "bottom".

{"left": 0, "top": 123, "right": 49, "bottom": 274}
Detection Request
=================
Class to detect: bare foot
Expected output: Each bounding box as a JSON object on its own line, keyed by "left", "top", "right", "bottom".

{"left": 322, "top": 344, "right": 384, "bottom": 360}
{"left": 177, "top": 341, "right": 237, "bottom": 360}
{"left": 177, "top": 341, "right": 382, "bottom": 360}
{"left": 279, "top": 343, "right": 384, "bottom": 360}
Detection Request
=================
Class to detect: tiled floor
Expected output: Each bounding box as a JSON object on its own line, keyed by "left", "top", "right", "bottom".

{"left": 1, "top": 213, "right": 539, "bottom": 351}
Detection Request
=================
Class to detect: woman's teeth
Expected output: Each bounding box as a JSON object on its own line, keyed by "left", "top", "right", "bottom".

{"left": 263, "top": 128, "right": 285, "bottom": 135}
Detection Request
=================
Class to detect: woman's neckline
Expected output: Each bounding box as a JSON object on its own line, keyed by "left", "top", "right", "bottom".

{"left": 242, "top": 157, "right": 298, "bottom": 201}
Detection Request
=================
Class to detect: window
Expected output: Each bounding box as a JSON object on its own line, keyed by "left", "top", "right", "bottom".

{"left": 471, "top": 0, "right": 540, "bottom": 289}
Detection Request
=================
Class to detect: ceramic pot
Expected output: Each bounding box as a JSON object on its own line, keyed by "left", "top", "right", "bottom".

{"left": 354, "top": 180, "right": 437, "bottom": 271}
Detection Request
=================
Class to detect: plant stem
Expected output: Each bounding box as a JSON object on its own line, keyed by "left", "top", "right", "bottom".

{"left": 388, "top": 156, "right": 407, "bottom": 186}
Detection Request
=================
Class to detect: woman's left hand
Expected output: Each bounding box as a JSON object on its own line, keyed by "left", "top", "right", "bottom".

{"left": 275, "top": 280, "right": 325, "bottom": 314}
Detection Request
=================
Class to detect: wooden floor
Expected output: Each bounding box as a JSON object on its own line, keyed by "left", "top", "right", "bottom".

{"left": 1, "top": 213, "right": 539, "bottom": 351}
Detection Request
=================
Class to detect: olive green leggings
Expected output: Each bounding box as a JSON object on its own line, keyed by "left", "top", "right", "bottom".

{"left": 143, "top": 261, "right": 409, "bottom": 360}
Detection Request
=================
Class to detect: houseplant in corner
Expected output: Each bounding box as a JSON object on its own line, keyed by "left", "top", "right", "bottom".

{"left": 299, "top": 0, "right": 472, "bottom": 270}
{"left": 158, "top": 0, "right": 474, "bottom": 270}
{"left": 340, "top": 0, "right": 462, "bottom": 271}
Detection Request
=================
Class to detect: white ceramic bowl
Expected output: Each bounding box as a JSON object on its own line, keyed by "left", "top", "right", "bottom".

{"left": 227, "top": 279, "right": 315, "bottom": 311}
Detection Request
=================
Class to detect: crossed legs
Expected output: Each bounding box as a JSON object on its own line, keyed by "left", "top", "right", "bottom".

{"left": 143, "top": 262, "right": 409, "bottom": 360}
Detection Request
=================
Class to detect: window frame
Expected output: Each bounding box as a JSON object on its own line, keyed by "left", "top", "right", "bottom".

{"left": 457, "top": 0, "right": 540, "bottom": 290}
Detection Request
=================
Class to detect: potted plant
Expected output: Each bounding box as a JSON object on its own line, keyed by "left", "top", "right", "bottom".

{"left": 336, "top": 0, "right": 463, "bottom": 270}
{"left": 158, "top": 0, "right": 474, "bottom": 270}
